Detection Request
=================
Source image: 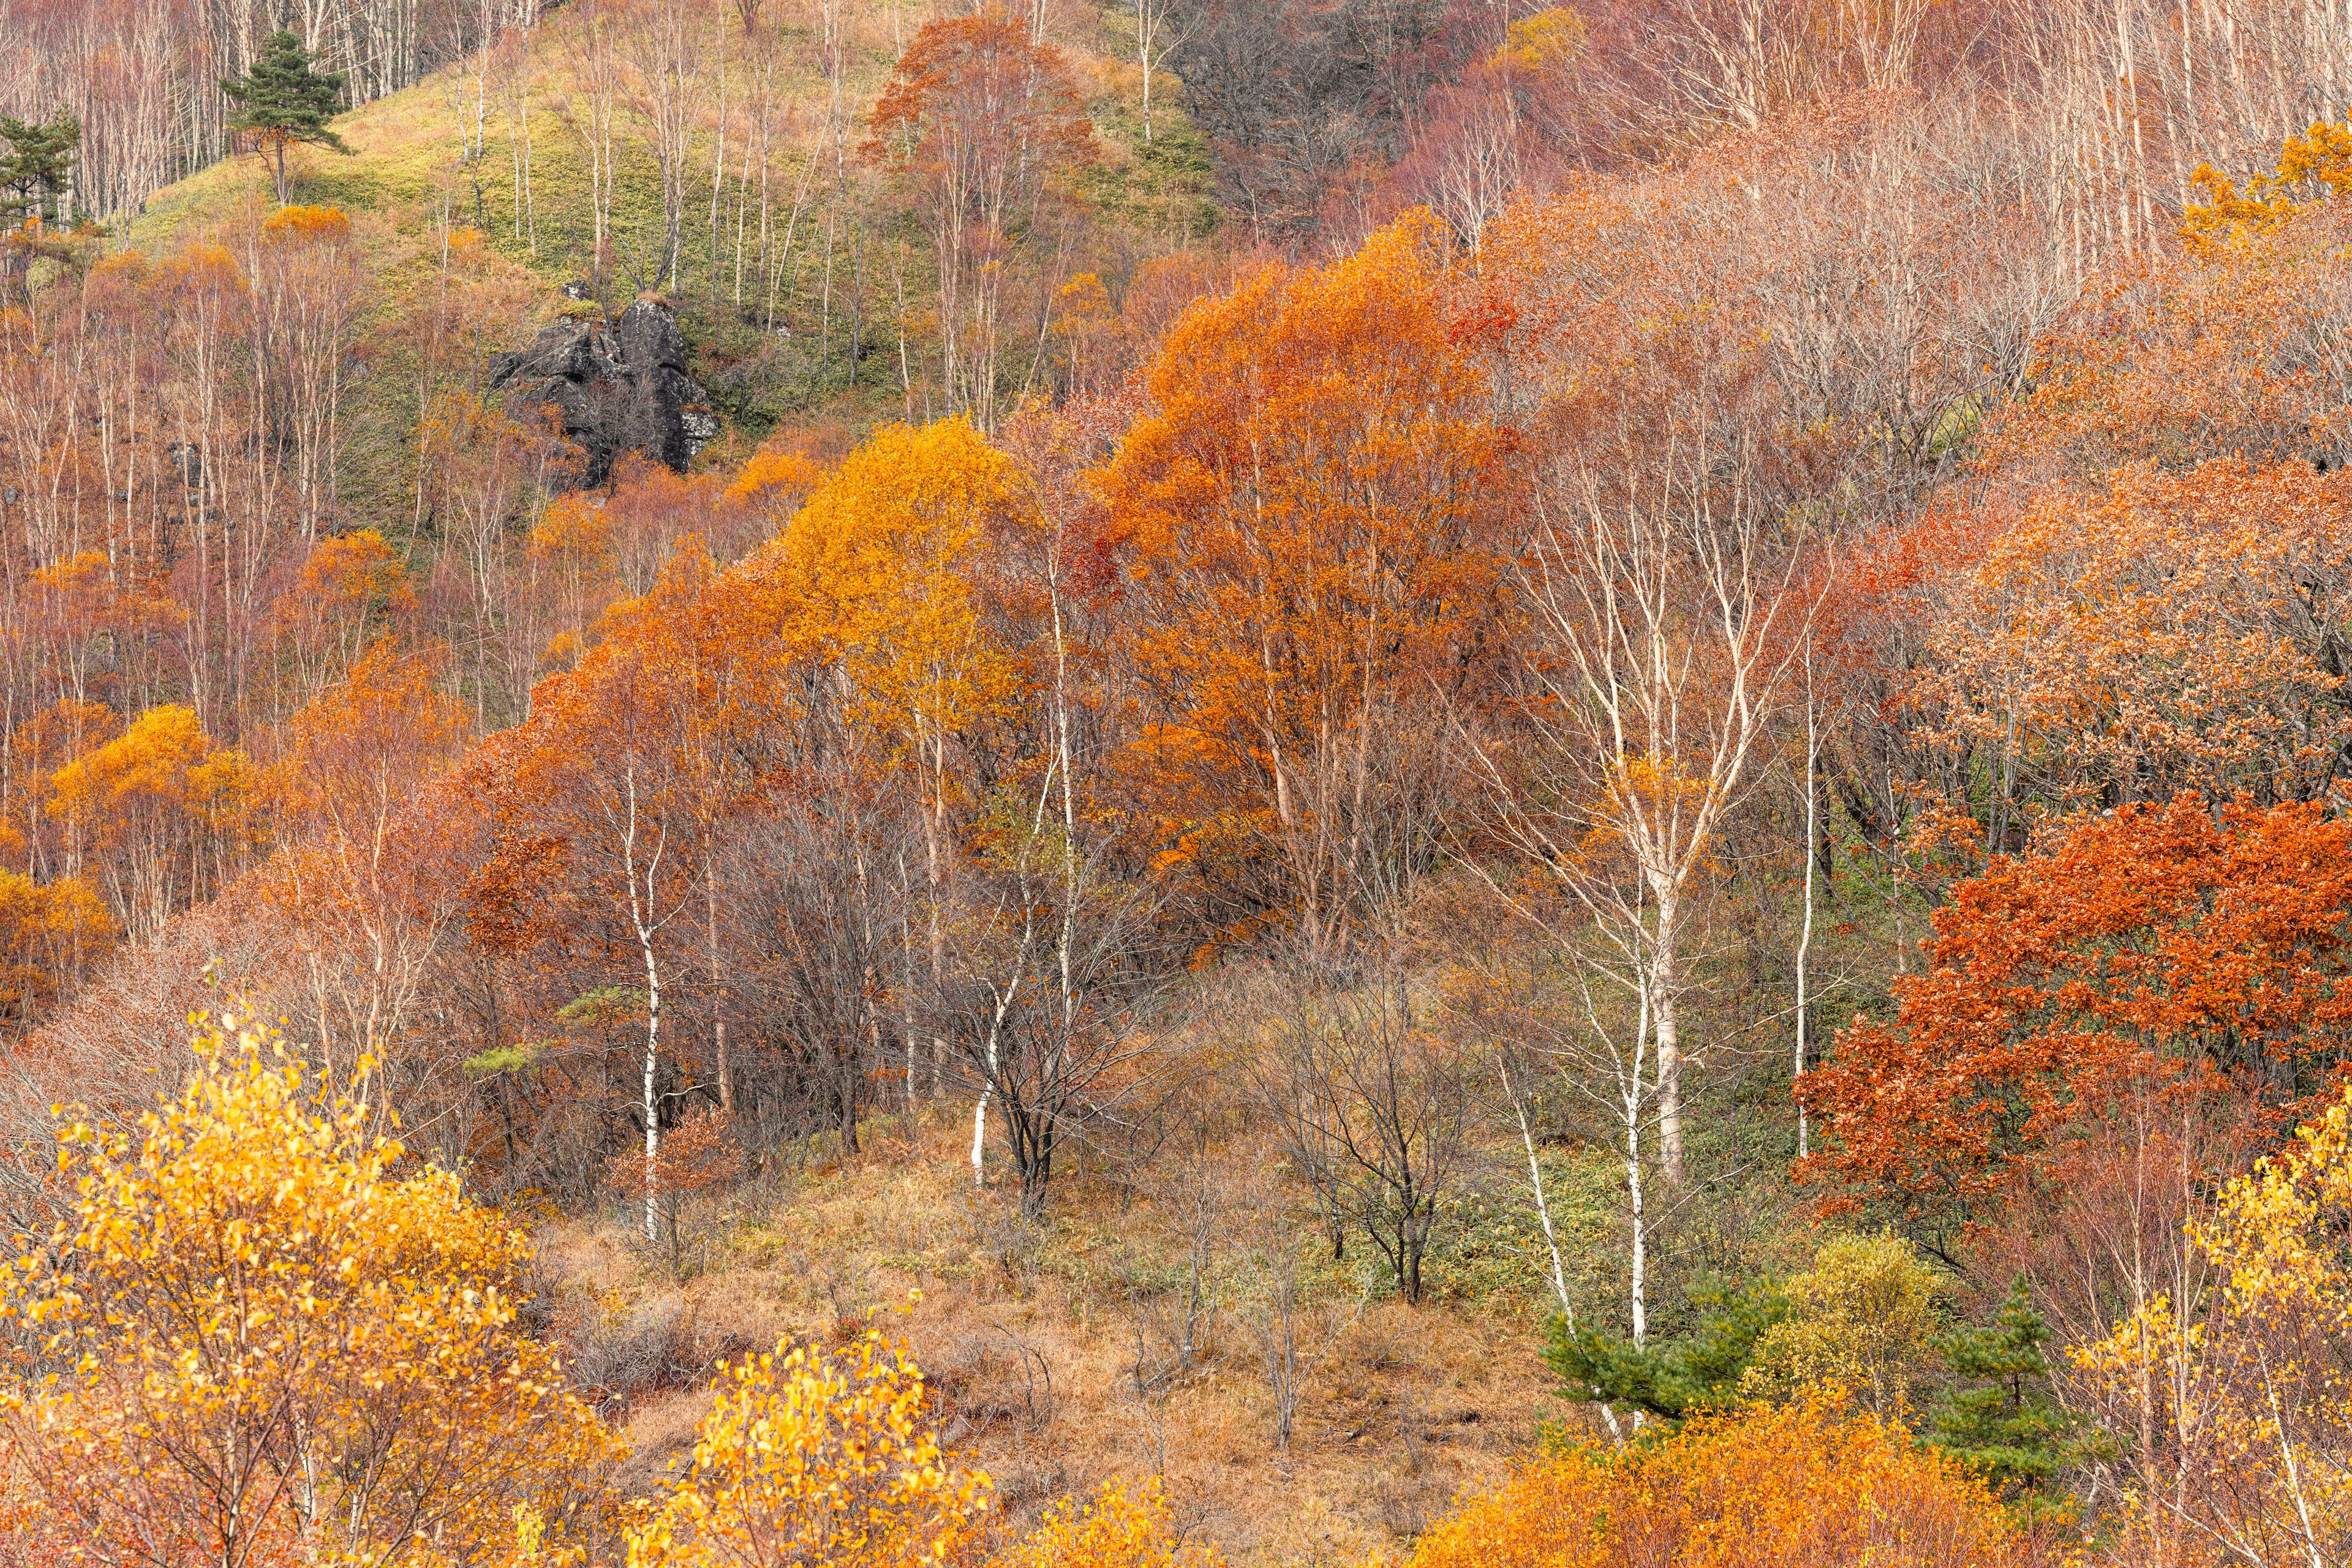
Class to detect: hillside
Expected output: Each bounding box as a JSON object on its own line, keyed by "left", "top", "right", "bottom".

{"left": 113, "top": 0, "right": 1215, "bottom": 530}
{"left": 8, "top": 2, "right": 2352, "bottom": 1566}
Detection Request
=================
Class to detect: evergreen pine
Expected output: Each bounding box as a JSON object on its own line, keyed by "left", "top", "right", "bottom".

{"left": 1933, "top": 1276, "right": 2079, "bottom": 1515}
{"left": 0, "top": 111, "right": 80, "bottom": 227}
{"left": 1548, "top": 1276, "right": 1790, "bottom": 1423}
{"left": 222, "top": 31, "right": 351, "bottom": 205}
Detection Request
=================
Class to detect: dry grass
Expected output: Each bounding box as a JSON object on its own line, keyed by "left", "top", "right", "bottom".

{"left": 534, "top": 1106, "right": 1564, "bottom": 1565}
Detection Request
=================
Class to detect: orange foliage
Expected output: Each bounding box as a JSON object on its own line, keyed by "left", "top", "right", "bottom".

{"left": 0, "top": 870, "right": 111, "bottom": 1022}
{"left": 1406, "top": 1397, "right": 2024, "bottom": 1568}
{"left": 1900, "top": 460, "right": 2352, "bottom": 818}
{"left": 865, "top": 4, "right": 1096, "bottom": 422}
{"left": 47, "top": 704, "right": 255, "bottom": 941}
{"left": 1986, "top": 200, "right": 2352, "bottom": 481}
{"left": 1093, "top": 212, "right": 1507, "bottom": 949}
{"left": 270, "top": 527, "right": 415, "bottom": 699}
{"left": 724, "top": 437, "right": 826, "bottom": 522}
{"left": 258, "top": 203, "right": 353, "bottom": 246}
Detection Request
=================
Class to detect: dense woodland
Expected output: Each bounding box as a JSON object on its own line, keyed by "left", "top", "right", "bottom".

{"left": 5, "top": 0, "right": 2352, "bottom": 1564}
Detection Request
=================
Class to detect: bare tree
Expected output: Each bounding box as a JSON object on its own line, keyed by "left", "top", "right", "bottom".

{"left": 937, "top": 806, "right": 1163, "bottom": 1219}
{"left": 1131, "top": 0, "right": 1189, "bottom": 146}
{"left": 1472, "top": 416, "right": 1817, "bottom": 1188}
{"left": 1458, "top": 941, "right": 1660, "bottom": 1353}
{"left": 1239, "top": 1170, "right": 1366, "bottom": 1457}
{"left": 1262, "top": 978, "right": 1472, "bottom": 1305}
{"left": 555, "top": 0, "right": 625, "bottom": 276}
{"left": 617, "top": 0, "right": 714, "bottom": 292}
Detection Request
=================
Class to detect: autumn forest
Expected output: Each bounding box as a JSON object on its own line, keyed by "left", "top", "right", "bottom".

{"left": 2, "top": 0, "right": 2351, "bottom": 1562}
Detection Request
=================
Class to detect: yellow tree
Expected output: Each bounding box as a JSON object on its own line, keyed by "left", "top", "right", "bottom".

{"left": 2082, "top": 1084, "right": 2352, "bottom": 1567}
{"left": 628, "top": 1330, "right": 990, "bottom": 1568}
{"left": 0, "top": 1012, "right": 617, "bottom": 1566}
{"left": 47, "top": 704, "right": 255, "bottom": 943}
{"left": 777, "top": 417, "right": 1029, "bottom": 1158}
{"left": 0, "top": 868, "right": 111, "bottom": 1024}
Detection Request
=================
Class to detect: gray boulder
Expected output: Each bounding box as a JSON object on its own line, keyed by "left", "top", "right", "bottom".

{"left": 487, "top": 298, "right": 718, "bottom": 487}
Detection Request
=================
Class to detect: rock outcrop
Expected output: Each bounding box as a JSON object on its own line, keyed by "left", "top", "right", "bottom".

{"left": 486, "top": 297, "right": 719, "bottom": 488}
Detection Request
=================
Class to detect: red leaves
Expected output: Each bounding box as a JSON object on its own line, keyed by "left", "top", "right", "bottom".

{"left": 1801, "top": 794, "right": 2352, "bottom": 1224}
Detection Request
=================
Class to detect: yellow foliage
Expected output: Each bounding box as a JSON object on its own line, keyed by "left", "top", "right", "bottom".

{"left": 627, "top": 1330, "right": 990, "bottom": 1568}
{"left": 0, "top": 1016, "right": 619, "bottom": 1562}
{"left": 535, "top": 490, "right": 620, "bottom": 573}
{"left": 47, "top": 703, "right": 254, "bottom": 848}
{"left": 2182, "top": 121, "right": 2352, "bottom": 241}
{"left": 0, "top": 869, "right": 111, "bottom": 1018}
{"left": 1496, "top": 6, "right": 1587, "bottom": 70}
{"left": 990, "top": 1477, "right": 1224, "bottom": 1568}
{"left": 2080, "top": 1082, "right": 2352, "bottom": 1563}
{"left": 778, "top": 418, "right": 1030, "bottom": 765}
{"left": 48, "top": 703, "right": 207, "bottom": 816}
{"left": 1741, "top": 1232, "right": 1946, "bottom": 1418}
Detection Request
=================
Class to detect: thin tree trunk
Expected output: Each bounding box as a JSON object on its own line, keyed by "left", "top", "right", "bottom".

{"left": 1652, "top": 913, "right": 1683, "bottom": 1188}
{"left": 1796, "top": 662, "right": 1817, "bottom": 1159}
{"left": 1504, "top": 1058, "right": 1574, "bottom": 1322}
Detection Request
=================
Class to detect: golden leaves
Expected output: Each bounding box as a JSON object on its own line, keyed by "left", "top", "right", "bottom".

{"left": 0, "top": 1013, "right": 618, "bottom": 1562}
{"left": 628, "top": 1330, "right": 990, "bottom": 1568}
{"left": 782, "top": 417, "right": 1032, "bottom": 763}
{"left": 2078, "top": 1084, "right": 2352, "bottom": 1559}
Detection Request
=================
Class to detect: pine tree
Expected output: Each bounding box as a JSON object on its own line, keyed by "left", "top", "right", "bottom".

{"left": 0, "top": 111, "right": 78, "bottom": 227}
{"left": 222, "top": 31, "right": 351, "bottom": 204}
{"left": 1547, "top": 1276, "right": 1790, "bottom": 1423}
{"left": 1933, "top": 1276, "right": 2080, "bottom": 1516}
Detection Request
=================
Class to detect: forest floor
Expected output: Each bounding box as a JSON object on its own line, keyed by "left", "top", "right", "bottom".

{"left": 533, "top": 1105, "right": 1566, "bottom": 1566}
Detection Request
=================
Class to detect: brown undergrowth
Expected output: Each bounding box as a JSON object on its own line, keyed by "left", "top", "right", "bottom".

{"left": 533, "top": 1109, "right": 1559, "bottom": 1566}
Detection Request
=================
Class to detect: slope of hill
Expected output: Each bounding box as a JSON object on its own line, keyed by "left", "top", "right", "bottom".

{"left": 17, "top": 4, "right": 2352, "bottom": 1565}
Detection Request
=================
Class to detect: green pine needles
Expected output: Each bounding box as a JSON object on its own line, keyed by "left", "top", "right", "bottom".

{"left": 1547, "top": 1276, "right": 1792, "bottom": 1424}
{"left": 0, "top": 112, "right": 79, "bottom": 228}
{"left": 1934, "top": 1276, "right": 2085, "bottom": 1518}
{"left": 222, "top": 31, "right": 352, "bottom": 204}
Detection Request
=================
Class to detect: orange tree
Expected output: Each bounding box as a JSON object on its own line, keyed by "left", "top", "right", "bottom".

{"left": 1866, "top": 461, "right": 2352, "bottom": 856}
{"left": 0, "top": 1013, "right": 616, "bottom": 1565}
{"left": 1404, "top": 1396, "right": 2024, "bottom": 1568}
{"left": 1982, "top": 182, "right": 2352, "bottom": 486}
{"left": 1799, "top": 794, "right": 2352, "bottom": 1509}
{"left": 466, "top": 542, "right": 797, "bottom": 1235}
{"left": 865, "top": 6, "right": 1095, "bottom": 426}
{"left": 1090, "top": 211, "right": 1510, "bottom": 967}
{"left": 256, "top": 644, "right": 472, "bottom": 1098}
